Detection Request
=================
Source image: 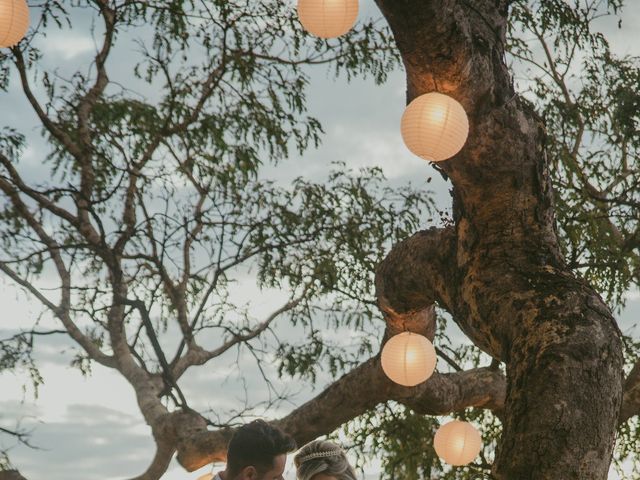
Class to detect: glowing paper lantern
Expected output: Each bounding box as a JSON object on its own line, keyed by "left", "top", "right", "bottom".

{"left": 0, "top": 0, "right": 29, "bottom": 48}
{"left": 381, "top": 332, "right": 437, "bottom": 387}
{"left": 433, "top": 420, "right": 482, "bottom": 466}
{"left": 297, "top": 0, "right": 359, "bottom": 39}
{"left": 401, "top": 92, "right": 469, "bottom": 162}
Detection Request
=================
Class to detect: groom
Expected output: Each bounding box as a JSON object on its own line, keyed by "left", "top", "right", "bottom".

{"left": 214, "top": 420, "right": 297, "bottom": 480}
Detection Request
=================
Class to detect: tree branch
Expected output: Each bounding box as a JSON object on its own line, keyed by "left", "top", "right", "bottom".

{"left": 120, "top": 297, "right": 189, "bottom": 408}
{"left": 175, "top": 357, "right": 506, "bottom": 471}
{"left": 0, "top": 153, "right": 81, "bottom": 227}
{"left": 0, "top": 471, "right": 27, "bottom": 480}
{"left": 0, "top": 179, "right": 115, "bottom": 367}
{"left": 10, "top": 49, "right": 84, "bottom": 159}
{"left": 127, "top": 438, "right": 176, "bottom": 480}
{"left": 375, "top": 226, "right": 457, "bottom": 334}
{"left": 172, "top": 293, "right": 307, "bottom": 379}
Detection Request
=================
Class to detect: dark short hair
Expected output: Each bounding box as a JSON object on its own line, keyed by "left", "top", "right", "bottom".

{"left": 226, "top": 420, "right": 296, "bottom": 477}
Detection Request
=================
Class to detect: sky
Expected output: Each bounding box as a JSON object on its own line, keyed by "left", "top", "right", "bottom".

{"left": 1, "top": 1, "right": 640, "bottom": 480}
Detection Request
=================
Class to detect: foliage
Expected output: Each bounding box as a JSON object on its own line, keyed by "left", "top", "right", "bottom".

{"left": 342, "top": 316, "right": 501, "bottom": 480}
{"left": 0, "top": 0, "right": 406, "bottom": 385}
{"left": 508, "top": 0, "right": 640, "bottom": 306}
{"left": 0, "top": 0, "right": 422, "bottom": 473}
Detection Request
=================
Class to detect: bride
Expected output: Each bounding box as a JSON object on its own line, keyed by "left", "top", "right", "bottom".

{"left": 294, "top": 440, "right": 357, "bottom": 480}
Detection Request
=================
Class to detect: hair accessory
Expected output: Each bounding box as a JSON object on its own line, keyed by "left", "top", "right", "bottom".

{"left": 297, "top": 450, "right": 343, "bottom": 464}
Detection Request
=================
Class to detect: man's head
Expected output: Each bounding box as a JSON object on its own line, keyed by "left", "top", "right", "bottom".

{"left": 225, "top": 420, "right": 296, "bottom": 480}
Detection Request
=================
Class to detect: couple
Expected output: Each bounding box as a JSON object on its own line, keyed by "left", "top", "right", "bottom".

{"left": 213, "top": 419, "right": 356, "bottom": 480}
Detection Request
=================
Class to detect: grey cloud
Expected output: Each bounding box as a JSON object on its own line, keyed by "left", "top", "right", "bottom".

{"left": 3, "top": 403, "right": 155, "bottom": 480}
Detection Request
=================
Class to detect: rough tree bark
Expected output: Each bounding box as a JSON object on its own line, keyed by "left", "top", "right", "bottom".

{"left": 0, "top": 472, "right": 27, "bottom": 480}
{"left": 373, "top": 1, "right": 624, "bottom": 479}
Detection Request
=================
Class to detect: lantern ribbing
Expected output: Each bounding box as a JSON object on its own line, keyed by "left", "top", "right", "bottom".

{"left": 381, "top": 332, "right": 437, "bottom": 387}
{"left": 433, "top": 420, "right": 482, "bottom": 466}
{"left": 297, "top": 0, "right": 359, "bottom": 39}
{"left": 0, "top": 0, "right": 29, "bottom": 48}
{"left": 401, "top": 92, "right": 469, "bottom": 162}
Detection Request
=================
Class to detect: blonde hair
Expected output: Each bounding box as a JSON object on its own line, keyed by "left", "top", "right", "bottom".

{"left": 294, "top": 440, "right": 357, "bottom": 480}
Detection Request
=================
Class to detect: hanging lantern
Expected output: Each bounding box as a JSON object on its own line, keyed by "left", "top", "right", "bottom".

{"left": 297, "top": 0, "right": 359, "bottom": 39}
{"left": 401, "top": 92, "right": 469, "bottom": 162}
{"left": 433, "top": 420, "right": 482, "bottom": 466}
{"left": 0, "top": 0, "right": 29, "bottom": 48}
{"left": 381, "top": 332, "right": 437, "bottom": 387}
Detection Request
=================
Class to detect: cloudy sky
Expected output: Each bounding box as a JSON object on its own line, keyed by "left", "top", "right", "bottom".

{"left": 1, "top": 1, "right": 640, "bottom": 479}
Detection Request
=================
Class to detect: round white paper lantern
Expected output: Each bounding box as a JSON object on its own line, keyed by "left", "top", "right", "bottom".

{"left": 433, "top": 420, "right": 482, "bottom": 466}
{"left": 297, "top": 0, "right": 359, "bottom": 39}
{"left": 0, "top": 0, "right": 29, "bottom": 48}
{"left": 381, "top": 332, "right": 437, "bottom": 387}
{"left": 401, "top": 92, "right": 469, "bottom": 162}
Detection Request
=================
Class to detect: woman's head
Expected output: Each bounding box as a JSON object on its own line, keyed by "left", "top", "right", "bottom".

{"left": 294, "top": 440, "right": 357, "bottom": 480}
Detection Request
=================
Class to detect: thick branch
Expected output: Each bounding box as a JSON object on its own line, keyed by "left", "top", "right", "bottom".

{"left": 175, "top": 357, "right": 506, "bottom": 471}
{"left": 0, "top": 472, "right": 27, "bottom": 480}
{"left": 127, "top": 438, "right": 176, "bottom": 480}
{"left": 11, "top": 49, "right": 84, "bottom": 159}
{"left": 375, "top": 226, "right": 457, "bottom": 327}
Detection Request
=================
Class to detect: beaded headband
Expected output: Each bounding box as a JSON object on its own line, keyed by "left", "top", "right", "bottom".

{"left": 297, "top": 449, "right": 343, "bottom": 464}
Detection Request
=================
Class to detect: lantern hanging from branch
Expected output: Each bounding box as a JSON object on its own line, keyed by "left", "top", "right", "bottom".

{"left": 297, "top": 0, "right": 359, "bottom": 39}
{"left": 401, "top": 92, "right": 469, "bottom": 162}
{"left": 0, "top": 0, "right": 29, "bottom": 48}
{"left": 433, "top": 420, "right": 482, "bottom": 466}
{"left": 381, "top": 332, "right": 437, "bottom": 387}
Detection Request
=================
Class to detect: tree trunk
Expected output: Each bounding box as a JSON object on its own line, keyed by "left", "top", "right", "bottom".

{"left": 0, "top": 471, "right": 27, "bottom": 480}
{"left": 374, "top": 1, "right": 624, "bottom": 478}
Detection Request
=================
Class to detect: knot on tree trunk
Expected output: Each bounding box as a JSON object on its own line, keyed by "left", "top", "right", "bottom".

{"left": 154, "top": 409, "right": 209, "bottom": 443}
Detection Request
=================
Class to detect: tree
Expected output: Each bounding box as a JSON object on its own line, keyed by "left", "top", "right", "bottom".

{"left": 1, "top": 1, "right": 639, "bottom": 479}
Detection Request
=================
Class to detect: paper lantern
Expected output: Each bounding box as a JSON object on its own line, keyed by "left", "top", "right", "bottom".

{"left": 297, "top": 0, "right": 358, "bottom": 39}
{"left": 381, "top": 332, "right": 436, "bottom": 387}
{"left": 401, "top": 92, "right": 469, "bottom": 162}
{"left": 0, "top": 0, "right": 29, "bottom": 48}
{"left": 433, "top": 420, "right": 482, "bottom": 466}
{"left": 197, "top": 474, "right": 213, "bottom": 480}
